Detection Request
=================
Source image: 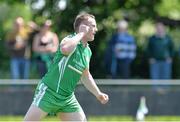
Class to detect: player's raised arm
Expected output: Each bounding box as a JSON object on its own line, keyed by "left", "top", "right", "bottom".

{"left": 81, "top": 69, "right": 109, "bottom": 104}
{"left": 60, "top": 25, "right": 89, "bottom": 55}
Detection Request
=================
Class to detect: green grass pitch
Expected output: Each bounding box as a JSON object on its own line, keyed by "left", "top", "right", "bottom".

{"left": 1, "top": 115, "right": 180, "bottom": 121}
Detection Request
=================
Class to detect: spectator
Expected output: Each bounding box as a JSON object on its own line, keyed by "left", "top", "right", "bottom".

{"left": 26, "top": 21, "right": 39, "bottom": 55}
{"left": 105, "top": 20, "right": 136, "bottom": 79}
{"left": 26, "top": 21, "right": 39, "bottom": 63}
{"left": 146, "top": 22, "right": 174, "bottom": 79}
{"left": 32, "top": 20, "right": 59, "bottom": 78}
{"left": 5, "top": 17, "right": 30, "bottom": 79}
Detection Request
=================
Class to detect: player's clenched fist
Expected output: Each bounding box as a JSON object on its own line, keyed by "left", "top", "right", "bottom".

{"left": 79, "top": 24, "right": 90, "bottom": 36}
{"left": 96, "top": 92, "right": 109, "bottom": 104}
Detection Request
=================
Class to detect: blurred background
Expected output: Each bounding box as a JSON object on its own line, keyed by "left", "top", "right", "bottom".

{"left": 0, "top": 0, "right": 180, "bottom": 121}
{"left": 0, "top": 0, "right": 180, "bottom": 79}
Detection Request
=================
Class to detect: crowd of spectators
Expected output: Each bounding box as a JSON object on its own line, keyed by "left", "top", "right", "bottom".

{"left": 104, "top": 20, "right": 174, "bottom": 80}
{"left": 5, "top": 17, "right": 59, "bottom": 79}
{"left": 4, "top": 17, "right": 175, "bottom": 80}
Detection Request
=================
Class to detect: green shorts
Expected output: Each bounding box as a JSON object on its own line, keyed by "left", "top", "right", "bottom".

{"left": 32, "top": 82, "right": 82, "bottom": 114}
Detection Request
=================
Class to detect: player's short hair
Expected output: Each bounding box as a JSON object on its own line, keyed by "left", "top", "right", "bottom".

{"left": 74, "top": 13, "right": 95, "bottom": 32}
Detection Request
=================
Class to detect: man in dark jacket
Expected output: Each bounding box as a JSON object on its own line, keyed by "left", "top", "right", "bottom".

{"left": 146, "top": 22, "right": 174, "bottom": 79}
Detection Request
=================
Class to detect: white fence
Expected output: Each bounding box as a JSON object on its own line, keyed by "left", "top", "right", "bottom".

{"left": 0, "top": 79, "right": 180, "bottom": 85}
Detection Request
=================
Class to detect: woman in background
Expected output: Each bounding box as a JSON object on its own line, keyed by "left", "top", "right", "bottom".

{"left": 32, "top": 20, "right": 59, "bottom": 78}
{"left": 6, "top": 17, "right": 30, "bottom": 79}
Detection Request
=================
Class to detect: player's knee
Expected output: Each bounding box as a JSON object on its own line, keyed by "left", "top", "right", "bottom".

{"left": 78, "top": 116, "right": 86, "bottom": 122}
{"left": 83, "top": 116, "right": 87, "bottom": 122}
{"left": 80, "top": 112, "right": 87, "bottom": 122}
{"left": 23, "top": 113, "right": 42, "bottom": 122}
{"left": 23, "top": 114, "right": 30, "bottom": 122}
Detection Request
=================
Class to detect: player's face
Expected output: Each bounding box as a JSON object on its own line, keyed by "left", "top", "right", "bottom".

{"left": 84, "top": 17, "right": 98, "bottom": 41}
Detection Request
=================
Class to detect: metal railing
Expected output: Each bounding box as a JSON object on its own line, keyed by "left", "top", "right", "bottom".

{"left": 0, "top": 79, "right": 180, "bottom": 85}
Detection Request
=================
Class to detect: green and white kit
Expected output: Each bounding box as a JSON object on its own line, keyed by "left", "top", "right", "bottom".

{"left": 32, "top": 34, "right": 92, "bottom": 113}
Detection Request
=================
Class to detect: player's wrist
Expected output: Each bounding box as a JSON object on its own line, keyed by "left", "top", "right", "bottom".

{"left": 95, "top": 91, "right": 102, "bottom": 98}
{"left": 76, "top": 32, "right": 85, "bottom": 41}
{"left": 78, "top": 32, "right": 85, "bottom": 37}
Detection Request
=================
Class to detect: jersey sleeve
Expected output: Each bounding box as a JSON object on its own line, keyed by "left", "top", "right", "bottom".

{"left": 59, "top": 34, "right": 76, "bottom": 56}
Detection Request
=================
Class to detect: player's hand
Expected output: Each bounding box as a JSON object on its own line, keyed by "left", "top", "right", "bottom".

{"left": 79, "top": 24, "right": 89, "bottom": 36}
{"left": 96, "top": 92, "right": 109, "bottom": 104}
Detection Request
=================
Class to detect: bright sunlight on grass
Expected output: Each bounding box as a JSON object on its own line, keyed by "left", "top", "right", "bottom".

{"left": 1, "top": 115, "right": 180, "bottom": 122}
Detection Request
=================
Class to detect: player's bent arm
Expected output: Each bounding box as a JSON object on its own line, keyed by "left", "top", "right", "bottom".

{"left": 60, "top": 32, "right": 84, "bottom": 55}
{"left": 81, "top": 69, "right": 109, "bottom": 104}
{"left": 60, "top": 24, "right": 89, "bottom": 55}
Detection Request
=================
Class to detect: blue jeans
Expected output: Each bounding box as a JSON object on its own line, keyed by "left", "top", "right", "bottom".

{"left": 111, "top": 58, "right": 132, "bottom": 79}
{"left": 150, "top": 60, "right": 172, "bottom": 79}
{"left": 10, "top": 57, "right": 30, "bottom": 79}
{"left": 36, "top": 60, "right": 47, "bottom": 78}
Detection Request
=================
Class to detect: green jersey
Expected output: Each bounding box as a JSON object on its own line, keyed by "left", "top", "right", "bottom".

{"left": 41, "top": 34, "right": 92, "bottom": 96}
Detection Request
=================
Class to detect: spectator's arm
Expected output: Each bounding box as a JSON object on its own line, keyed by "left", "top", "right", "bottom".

{"left": 168, "top": 36, "right": 174, "bottom": 58}
{"left": 32, "top": 35, "right": 51, "bottom": 53}
{"left": 130, "top": 36, "right": 137, "bottom": 59}
{"left": 5, "top": 40, "right": 13, "bottom": 49}
{"left": 146, "top": 37, "right": 153, "bottom": 58}
{"left": 109, "top": 34, "right": 116, "bottom": 50}
{"left": 46, "top": 33, "right": 59, "bottom": 53}
{"left": 5, "top": 33, "right": 16, "bottom": 50}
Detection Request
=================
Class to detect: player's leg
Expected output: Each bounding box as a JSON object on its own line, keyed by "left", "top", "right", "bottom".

{"left": 59, "top": 111, "right": 87, "bottom": 121}
{"left": 56, "top": 92, "right": 86, "bottom": 121}
{"left": 24, "top": 104, "right": 48, "bottom": 121}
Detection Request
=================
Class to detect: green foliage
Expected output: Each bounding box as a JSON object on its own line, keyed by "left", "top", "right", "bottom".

{"left": 1, "top": 3, "right": 32, "bottom": 31}
{"left": 156, "top": 0, "right": 180, "bottom": 20}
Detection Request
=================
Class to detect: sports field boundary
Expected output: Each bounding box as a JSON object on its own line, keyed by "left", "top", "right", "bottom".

{"left": 0, "top": 79, "right": 180, "bottom": 85}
